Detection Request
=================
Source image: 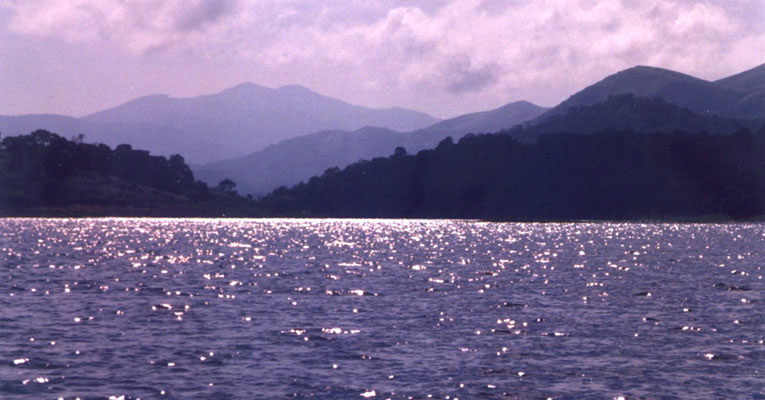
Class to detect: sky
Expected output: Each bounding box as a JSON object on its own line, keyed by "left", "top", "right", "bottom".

{"left": 0, "top": 0, "right": 764, "bottom": 119}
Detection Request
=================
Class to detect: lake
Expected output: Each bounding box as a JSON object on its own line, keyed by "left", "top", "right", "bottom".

{"left": 0, "top": 219, "right": 762, "bottom": 399}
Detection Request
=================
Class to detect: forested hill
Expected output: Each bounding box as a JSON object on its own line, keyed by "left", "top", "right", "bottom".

{"left": 258, "top": 126, "right": 765, "bottom": 221}
{"left": 0, "top": 130, "right": 257, "bottom": 216}
{"left": 509, "top": 94, "right": 755, "bottom": 143}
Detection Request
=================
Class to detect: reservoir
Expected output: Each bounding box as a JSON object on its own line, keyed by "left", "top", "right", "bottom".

{"left": 0, "top": 219, "right": 762, "bottom": 399}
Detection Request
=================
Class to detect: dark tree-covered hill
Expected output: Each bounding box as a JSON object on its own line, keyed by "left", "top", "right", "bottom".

{"left": 258, "top": 126, "right": 765, "bottom": 221}
{"left": 538, "top": 65, "right": 765, "bottom": 121}
{"left": 508, "top": 94, "right": 754, "bottom": 143}
{"left": 716, "top": 63, "right": 765, "bottom": 91}
{"left": 0, "top": 130, "right": 257, "bottom": 216}
{"left": 193, "top": 100, "right": 548, "bottom": 196}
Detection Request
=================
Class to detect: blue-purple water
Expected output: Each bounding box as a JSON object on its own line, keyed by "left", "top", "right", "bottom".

{"left": 0, "top": 219, "right": 762, "bottom": 399}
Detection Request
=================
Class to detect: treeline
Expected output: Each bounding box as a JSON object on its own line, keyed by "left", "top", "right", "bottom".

{"left": 259, "top": 126, "right": 765, "bottom": 220}
{"left": 4, "top": 126, "right": 765, "bottom": 220}
{"left": 0, "top": 130, "right": 251, "bottom": 214}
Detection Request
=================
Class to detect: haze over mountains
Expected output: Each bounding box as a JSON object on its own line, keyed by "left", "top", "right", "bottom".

{"left": 0, "top": 83, "right": 438, "bottom": 164}
{"left": 195, "top": 101, "right": 550, "bottom": 196}
{"left": 1, "top": 62, "right": 765, "bottom": 220}
{"left": 414, "top": 101, "right": 547, "bottom": 137}
{"left": 195, "top": 63, "right": 765, "bottom": 196}
{"left": 1, "top": 62, "right": 764, "bottom": 201}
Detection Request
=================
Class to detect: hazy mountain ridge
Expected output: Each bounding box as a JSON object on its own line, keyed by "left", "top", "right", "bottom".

{"left": 194, "top": 91, "right": 754, "bottom": 196}
{"left": 3, "top": 62, "right": 764, "bottom": 197}
{"left": 248, "top": 63, "right": 765, "bottom": 220}
{"left": 81, "top": 83, "right": 437, "bottom": 163}
{"left": 416, "top": 101, "right": 548, "bottom": 135}
{"left": 193, "top": 101, "right": 549, "bottom": 195}
{"left": 0, "top": 114, "right": 86, "bottom": 137}
{"left": 0, "top": 115, "right": 217, "bottom": 163}
{"left": 3, "top": 63, "right": 765, "bottom": 219}
{"left": 85, "top": 83, "right": 438, "bottom": 134}
{"left": 1, "top": 83, "right": 439, "bottom": 164}
{"left": 195, "top": 127, "right": 410, "bottom": 196}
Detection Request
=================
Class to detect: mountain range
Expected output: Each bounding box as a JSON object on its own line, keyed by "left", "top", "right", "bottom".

{"left": 194, "top": 101, "right": 549, "bottom": 196}
{"left": 255, "top": 128, "right": 765, "bottom": 220}
{"left": 538, "top": 65, "right": 765, "bottom": 121}
{"left": 194, "top": 64, "right": 765, "bottom": 195}
{"left": 2, "top": 62, "right": 764, "bottom": 199}
{"left": 0, "top": 83, "right": 438, "bottom": 164}
{"left": 509, "top": 94, "right": 753, "bottom": 143}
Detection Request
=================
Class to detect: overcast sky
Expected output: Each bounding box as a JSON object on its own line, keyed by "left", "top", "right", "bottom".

{"left": 1, "top": 0, "right": 763, "bottom": 119}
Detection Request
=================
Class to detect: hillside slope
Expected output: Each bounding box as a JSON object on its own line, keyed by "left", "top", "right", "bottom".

{"left": 508, "top": 94, "right": 751, "bottom": 142}
{"left": 0, "top": 130, "right": 258, "bottom": 216}
{"left": 257, "top": 127, "right": 765, "bottom": 220}
{"left": 716, "top": 63, "right": 765, "bottom": 91}
{"left": 82, "top": 83, "right": 437, "bottom": 163}
{"left": 538, "top": 65, "right": 763, "bottom": 121}
{"left": 1, "top": 83, "right": 438, "bottom": 164}
{"left": 193, "top": 101, "right": 548, "bottom": 195}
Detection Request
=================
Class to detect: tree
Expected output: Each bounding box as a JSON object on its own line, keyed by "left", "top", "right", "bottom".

{"left": 217, "top": 178, "right": 237, "bottom": 194}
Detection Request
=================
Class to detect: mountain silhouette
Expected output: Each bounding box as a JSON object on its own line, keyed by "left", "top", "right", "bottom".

{"left": 194, "top": 127, "right": 409, "bottom": 196}
{"left": 256, "top": 128, "right": 765, "bottom": 220}
{"left": 193, "top": 101, "right": 548, "bottom": 195}
{"left": 509, "top": 94, "right": 750, "bottom": 142}
{"left": 0, "top": 129, "right": 260, "bottom": 217}
{"left": 538, "top": 65, "right": 764, "bottom": 121}
{"left": 82, "top": 83, "right": 437, "bottom": 163}
{"left": 1, "top": 83, "right": 438, "bottom": 163}
{"left": 3, "top": 63, "right": 763, "bottom": 175}
{"left": 716, "top": 63, "right": 765, "bottom": 91}
{"left": 417, "top": 101, "right": 548, "bottom": 136}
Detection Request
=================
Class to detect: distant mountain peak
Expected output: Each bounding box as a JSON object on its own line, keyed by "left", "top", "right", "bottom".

{"left": 494, "top": 100, "right": 546, "bottom": 111}
{"left": 125, "top": 93, "right": 171, "bottom": 103}
{"left": 538, "top": 64, "right": 748, "bottom": 121}
{"left": 71, "top": 81, "right": 438, "bottom": 163}
{"left": 276, "top": 84, "right": 314, "bottom": 93}
{"left": 219, "top": 82, "right": 318, "bottom": 97}
{"left": 231, "top": 81, "right": 261, "bottom": 88}
{"left": 622, "top": 65, "right": 678, "bottom": 73}
{"left": 138, "top": 93, "right": 171, "bottom": 99}
{"left": 605, "top": 65, "right": 701, "bottom": 84}
{"left": 219, "top": 82, "right": 270, "bottom": 95}
{"left": 415, "top": 100, "right": 548, "bottom": 136}
{"left": 716, "top": 63, "right": 765, "bottom": 91}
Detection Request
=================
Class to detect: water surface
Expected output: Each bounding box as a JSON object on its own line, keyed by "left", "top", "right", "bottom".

{"left": 0, "top": 219, "right": 762, "bottom": 399}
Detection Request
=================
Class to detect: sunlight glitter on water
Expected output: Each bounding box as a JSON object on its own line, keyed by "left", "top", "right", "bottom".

{"left": 0, "top": 219, "right": 763, "bottom": 399}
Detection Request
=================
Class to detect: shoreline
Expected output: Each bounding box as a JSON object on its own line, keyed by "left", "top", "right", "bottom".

{"left": 1, "top": 208, "right": 762, "bottom": 224}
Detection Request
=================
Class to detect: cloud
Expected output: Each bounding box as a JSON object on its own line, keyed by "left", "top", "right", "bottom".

{"left": 1, "top": 0, "right": 763, "bottom": 116}
{"left": 2, "top": 0, "right": 240, "bottom": 52}
{"left": 443, "top": 58, "right": 500, "bottom": 94}
{"left": 172, "top": 0, "right": 234, "bottom": 32}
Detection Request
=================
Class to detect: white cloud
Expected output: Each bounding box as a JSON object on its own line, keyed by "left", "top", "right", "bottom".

{"left": 246, "top": 0, "right": 760, "bottom": 106}
{"left": 1, "top": 0, "right": 763, "bottom": 116}
{"left": 3, "top": 0, "right": 239, "bottom": 52}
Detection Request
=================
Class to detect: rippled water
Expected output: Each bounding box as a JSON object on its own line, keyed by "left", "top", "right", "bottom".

{"left": 0, "top": 219, "right": 762, "bottom": 399}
